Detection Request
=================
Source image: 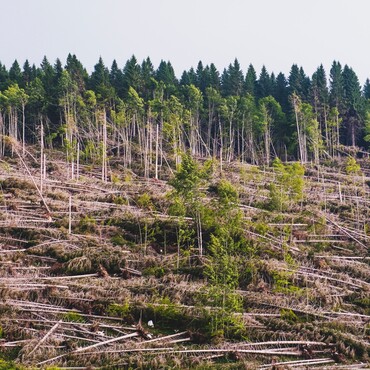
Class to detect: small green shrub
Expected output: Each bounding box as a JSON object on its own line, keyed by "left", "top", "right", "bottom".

{"left": 62, "top": 311, "right": 84, "bottom": 322}
{"left": 111, "top": 234, "right": 126, "bottom": 246}
{"left": 77, "top": 215, "right": 96, "bottom": 233}
{"left": 113, "top": 195, "right": 127, "bottom": 205}
{"left": 272, "top": 270, "right": 303, "bottom": 295}
{"left": 107, "top": 302, "right": 130, "bottom": 318}
{"left": 137, "top": 193, "right": 154, "bottom": 210}
{"left": 0, "top": 360, "right": 22, "bottom": 370}
{"left": 143, "top": 266, "right": 166, "bottom": 278}
{"left": 111, "top": 173, "right": 121, "bottom": 184}
{"left": 280, "top": 308, "right": 298, "bottom": 323}
{"left": 345, "top": 157, "right": 361, "bottom": 175}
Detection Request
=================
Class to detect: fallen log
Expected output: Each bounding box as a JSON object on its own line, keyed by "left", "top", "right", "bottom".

{"left": 259, "top": 357, "right": 334, "bottom": 368}
{"left": 37, "top": 332, "right": 140, "bottom": 366}
{"left": 25, "top": 320, "right": 61, "bottom": 358}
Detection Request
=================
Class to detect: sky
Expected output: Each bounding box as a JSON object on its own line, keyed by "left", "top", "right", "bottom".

{"left": 1, "top": 0, "right": 370, "bottom": 83}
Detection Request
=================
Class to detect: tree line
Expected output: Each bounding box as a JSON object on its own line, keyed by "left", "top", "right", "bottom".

{"left": 0, "top": 54, "right": 369, "bottom": 176}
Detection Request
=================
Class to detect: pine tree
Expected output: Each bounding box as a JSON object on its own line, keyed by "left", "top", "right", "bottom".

{"left": 0, "top": 62, "right": 9, "bottom": 90}
{"left": 244, "top": 64, "right": 257, "bottom": 96}
{"left": 22, "top": 60, "right": 33, "bottom": 87}
{"left": 209, "top": 63, "right": 220, "bottom": 90}
{"left": 40, "top": 56, "right": 55, "bottom": 95}
{"left": 288, "top": 64, "right": 301, "bottom": 96}
{"left": 299, "top": 67, "right": 311, "bottom": 100}
{"left": 256, "top": 65, "right": 272, "bottom": 99}
{"left": 90, "top": 57, "right": 114, "bottom": 104}
{"left": 195, "top": 61, "right": 204, "bottom": 90}
{"left": 311, "top": 65, "right": 329, "bottom": 149}
{"left": 274, "top": 72, "right": 289, "bottom": 113}
{"left": 221, "top": 59, "right": 244, "bottom": 96}
{"left": 109, "top": 59, "right": 124, "bottom": 98}
{"left": 39, "top": 56, "right": 59, "bottom": 127}
{"left": 270, "top": 72, "right": 277, "bottom": 97}
{"left": 65, "top": 54, "right": 88, "bottom": 93}
{"left": 54, "top": 58, "right": 63, "bottom": 80}
{"left": 9, "top": 60, "right": 23, "bottom": 86}
{"left": 342, "top": 65, "right": 364, "bottom": 146}
{"left": 156, "top": 60, "right": 178, "bottom": 97}
{"left": 122, "top": 55, "right": 141, "bottom": 97}
{"left": 363, "top": 79, "right": 370, "bottom": 99}
{"left": 330, "top": 61, "right": 344, "bottom": 110}
{"left": 140, "top": 57, "right": 155, "bottom": 100}
{"left": 180, "top": 67, "right": 197, "bottom": 86}
{"left": 196, "top": 63, "right": 211, "bottom": 94}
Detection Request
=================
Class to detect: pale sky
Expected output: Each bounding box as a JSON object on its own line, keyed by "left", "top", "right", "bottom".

{"left": 1, "top": 0, "right": 369, "bottom": 83}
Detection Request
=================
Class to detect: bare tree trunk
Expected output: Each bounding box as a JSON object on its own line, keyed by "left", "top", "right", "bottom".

{"left": 336, "top": 110, "right": 340, "bottom": 158}
{"left": 22, "top": 103, "right": 26, "bottom": 156}
{"left": 219, "top": 119, "right": 223, "bottom": 173}
{"left": 196, "top": 211, "right": 203, "bottom": 257}
{"left": 76, "top": 141, "right": 80, "bottom": 181}
{"left": 155, "top": 123, "right": 159, "bottom": 179}
{"left": 0, "top": 114, "right": 3, "bottom": 157}
{"left": 293, "top": 95, "right": 306, "bottom": 164}
{"left": 351, "top": 121, "right": 356, "bottom": 147}
{"left": 40, "top": 119, "right": 44, "bottom": 194}
{"left": 68, "top": 195, "right": 72, "bottom": 235}
{"left": 43, "top": 154, "right": 46, "bottom": 180}
{"left": 102, "top": 110, "right": 107, "bottom": 182}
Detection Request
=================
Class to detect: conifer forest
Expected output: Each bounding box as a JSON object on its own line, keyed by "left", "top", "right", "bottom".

{"left": 0, "top": 55, "right": 369, "bottom": 369}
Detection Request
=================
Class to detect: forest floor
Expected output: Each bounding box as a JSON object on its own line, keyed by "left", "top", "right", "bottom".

{"left": 0, "top": 148, "right": 369, "bottom": 369}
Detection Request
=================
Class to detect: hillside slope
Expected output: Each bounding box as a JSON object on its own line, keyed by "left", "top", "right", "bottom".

{"left": 0, "top": 149, "right": 369, "bottom": 369}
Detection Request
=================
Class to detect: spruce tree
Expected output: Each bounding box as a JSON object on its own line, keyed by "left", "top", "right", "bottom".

{"left": 342, "top": 65, "right": 364, "bottom": 146}
{"left": 221, "top": 59, "right": 244, "bottom": 96}
{"left": 274, "top": 72, "right": 289, "bottom": 113}
{"left": 299, "top": 67, "right": 311, "bottom": 100}
{"left": 288, "top": 64, "right": 301, "bottom": 96}
{"left": 180, "top": 67, "right": 197, "bottom": 86}
{"left": 109, "top": 59, "right": 124, "bottom": 98}
{"left": 90, "top": 57, "right": 114, "bottom": 105}
{"left": 22, "top": 60, "right": 33, "bottom": 87}
{"left": 122, "top": 55, "right": 141, "bottom": 97}
{"left": 156, "top": 60, "right": 178, "bottom": 97}
{"left": 363, "top": 79, "right": 370, "bottom": 99}
{"left": 256, "top": 65, "right": 272, "bottom": 99}
{"left": 311, "top": 65, "right": 329, "bottom": 147}
{"left": 0, "top": 62, "right": 9, "bottom": 90}
{"left": 330, "top": 61, "right": 344, "bottom": 110}
{"left": 244, "top": 64, "right": 257, "bottom": 97}
{"left": 9, "top": 60, "right": 23, "bottom": 86}
{"left": 65, "top": 54, "right": 88, "bottom": 93}
{"left": 196, "top": 62, "right": 211, "bottom": 94}
{"left": 140, "top": 57, "right": 155, "bottom": 100}
{"left": 209, "top": 63, "right": 220, "bottom": 90}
